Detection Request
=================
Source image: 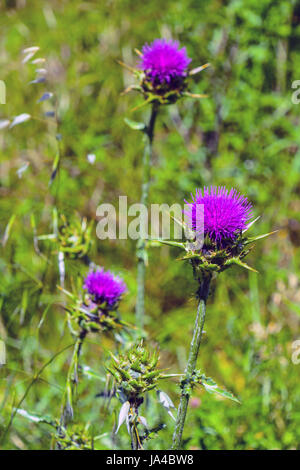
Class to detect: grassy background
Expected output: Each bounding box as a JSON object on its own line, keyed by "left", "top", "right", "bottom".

{"left": 1, "top": 0, "right": 300, "bottom": 450}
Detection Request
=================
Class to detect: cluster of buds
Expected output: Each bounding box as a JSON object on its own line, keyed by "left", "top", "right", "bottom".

{"left": 77, "top": 295, "right": 124, "bottom": 334}
{"left": 120, "top": 38, "right": 209, "bottom": 108}
{"left": 38, "top": 212, "right": 93, "bottom": 261}
{"left": 107, "top": 341, "right": 163, "bottom": 402}
{"left": 55, "top": 424, "right": 93, "bottom": 450}
{"left": 68, "top": 296, "right": 125, "bottom": 334}
{"left": 57, "top": 214, "right": 93, "bottom": 260}
{"left": 107, "top": 342, "right": 175, "bottom": 447}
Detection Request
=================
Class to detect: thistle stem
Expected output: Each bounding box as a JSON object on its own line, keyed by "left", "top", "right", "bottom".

{"left": 130, "top": 421, "right": 142, "bottom": 450}
{"left": 172, "top": 273, "right": 211, "bottom": 450}
{"left": 135, "top": 103, "right": 159, "bottom": 336}
{"left": 60, "top": 329, "right": 87, "bottom": 427}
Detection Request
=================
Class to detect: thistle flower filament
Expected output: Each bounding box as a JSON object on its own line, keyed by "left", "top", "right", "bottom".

{"left": 140, "top": 39, "right": 191, "bottom": 87}
{"left": 83, "top": 268, "right": 127, "bottom": 309}
{"left": 185, "top": 186, "right": 253, "bottom": 246}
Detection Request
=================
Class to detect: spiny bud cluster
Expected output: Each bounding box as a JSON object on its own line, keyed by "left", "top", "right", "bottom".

{"left": 57, "top": 215, "right": 93, "bottom": 259}
{"left": 78, "top": 295, "right": 125, "bottom": 333}
{"left": 182, "top": 231, "right": 258, "bottom": 275}
{"left": 107, "top": 342, "right": 163, "bottom": 400}
{"left": 56, "top": 424, "right": 92, "bottom": 450}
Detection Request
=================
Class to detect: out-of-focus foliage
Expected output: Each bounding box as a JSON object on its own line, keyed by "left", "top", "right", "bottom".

{"left": 0, "top": 0, "right": 300, "bottom": 450}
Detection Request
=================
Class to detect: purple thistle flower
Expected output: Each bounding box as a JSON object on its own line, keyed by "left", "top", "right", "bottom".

{"left": 185, "top": 186, "right": 253, "bottom": 245}
{"left": 140, "top": 39, "right": 192, "bottom": 85}
{"left": 83, "top": 269, "right": 127, "bottom": 308}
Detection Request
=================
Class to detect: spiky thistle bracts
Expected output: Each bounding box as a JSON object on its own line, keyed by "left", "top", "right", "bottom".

{"left": 185, "top": 186, "right": 253, "bottom": 246}
{"left": 83, "top": 268, "right": 127, "bottom": 309}
{"left": 107, "top": 341, "right": 162, "bottom": 399}
{"left": 63, "top": 269, "right": 128, "bottom": 335}
{"left": 120, "top": 38, "right": 208, "bottom": 107}
{"left": 140, "top": 39, "right": 192, "bottom": 86}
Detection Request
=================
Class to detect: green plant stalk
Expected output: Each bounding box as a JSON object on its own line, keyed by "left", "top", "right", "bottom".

{"left": 60, "top": 330, "right": 87, "bottom": 427}
{"left": 135, "top": 103, "right": 159, "bottom": 336}
{"left": 172, "top": 273, "right": 212, "bottom": 450}
{"left": 130, "top": 421, "right": 140, "bottom": 450}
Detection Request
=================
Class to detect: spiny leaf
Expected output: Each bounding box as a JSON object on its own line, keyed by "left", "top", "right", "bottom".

{"left": 149, "top": 238, "right": 185, "bottom": 249}
{"left": 134, "top": 48, "right": 143, "bottom": 57}
{"left": 116, "top": 59, "right": 136, "bottom": 74}
{"left": 244, "top": 231, "right": 278, "bottom": 245}
{"left": 225, "top": 257, "right": 258, "bottom": 273}
{"left": 130, "top": 96, "right": 156, "bottom": 112}
{"left": 200, "top": 376, "right": 240, "bottom": 404}
{"left": 243, "top": 216, "right": 261, "bottom": 233}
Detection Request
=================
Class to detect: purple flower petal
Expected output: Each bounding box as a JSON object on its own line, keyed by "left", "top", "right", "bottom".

{"left": 140, "top": 39, "right": 191, "bottom": 85}
{"left": 83, "top": 268, "right": 127, "bottom": 307}
{"left": 185, "top": 186, "right": 253, "bottom": 244}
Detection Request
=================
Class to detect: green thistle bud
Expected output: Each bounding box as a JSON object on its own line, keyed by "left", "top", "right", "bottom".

{"left": 55, "top": 424, "right": 92, "bottom": 450}
{"left": 57, "top": 214, "right": 93, "bottom": 260}
{"left": 107, "top": 341, "right": 163, "bottom": 401}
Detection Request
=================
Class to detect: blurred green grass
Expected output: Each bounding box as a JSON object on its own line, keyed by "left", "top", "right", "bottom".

{"left": 0, "top": 0, "right": 300, "bottom": 450}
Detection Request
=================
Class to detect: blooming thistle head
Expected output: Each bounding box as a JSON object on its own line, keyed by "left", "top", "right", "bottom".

{"left": 120, "top": 38, "right": 209, "bottom": 108}
{"left": 64, "top": 268, "right": 128, "bottom": 333}
{"left": 153, "top": 185, "right": 275, "bottom": 276}
{"left": 140, "top": 39, "right": 191, "bottom": 88}
{"left": 83, "top": 268, "right": 127, "bottom": 309}
{"left": 185, "top": 186, "right": 253, "bottom": 247}
{"left": 62, "top": 268, "right": 129, "bottom": 335}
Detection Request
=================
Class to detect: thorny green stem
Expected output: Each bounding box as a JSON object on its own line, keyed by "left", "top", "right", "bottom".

{"left": 129, "top": 406, "right": 143, "bottom": 450}
{"left": 59, "top": 329, "right": 87, "bottom": 427}
{"left": 172, "top": 272, "right": 212, "bottom": 450}
{"left": 130, "top": 422, "right": 139, "bottom": 450}
{"left": 135, "top": 103, "right": 159, "bottom": 337}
